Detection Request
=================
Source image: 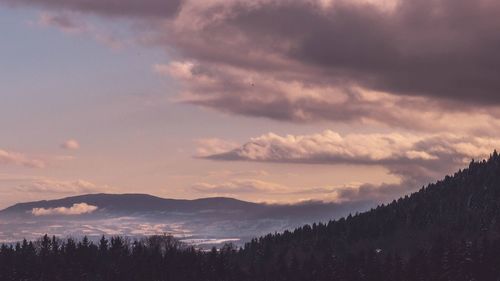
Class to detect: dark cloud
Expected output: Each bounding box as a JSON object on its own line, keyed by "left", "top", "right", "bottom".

{"left": 5, "top": 0, "right": 500, "bottom": 126}
{"left": 1, "top": 0, "right": 182, "bottom": 18}
{"left": 159, "top": 0, "right": 500, "bottom": 126}
{"left": 200, "top": 0, "right": 500, "bottom": 104}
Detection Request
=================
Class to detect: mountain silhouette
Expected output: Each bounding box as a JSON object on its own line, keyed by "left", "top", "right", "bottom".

{"left": 0, "top": 194, "right": 261, "bottom": 214}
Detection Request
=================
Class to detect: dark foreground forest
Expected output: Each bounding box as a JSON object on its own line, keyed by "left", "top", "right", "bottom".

{"left": 4, "top": 152, "right": 500, "bottom": 280}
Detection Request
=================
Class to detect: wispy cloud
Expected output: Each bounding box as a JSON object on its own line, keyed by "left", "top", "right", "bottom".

{"left": 288, "top": 181, "right": 419, "bottom": 203}
{"left": 191, "top": 177, "right": 417, "bottom": 204}
{"left": 192, "top": 179, "right": 286, "bottom": 194}
{"left": 0, "top": 149, "right": 45, "bottom": 168}
{"left": 32, "top": 203, "right": 98, "bottom": 216}
{"left": 39, "top": 12, "right": 84, "bottom": 33}
{"left": 16, "top": 178, "right": 112, "bottom": 194}
{"left": 37, "top": 12, "right": 126, "bottom": 50}
{"left": 195, "top": 138, "right": 239, "bottom": 157}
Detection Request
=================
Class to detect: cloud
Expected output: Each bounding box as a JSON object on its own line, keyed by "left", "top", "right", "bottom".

{"left": 290, "top": 180, "right": 419, "bottom": 203}
{"left": 162, "top": 0, "right": 500, "bottom": 104}
{"left": 37, "top": 12, "right": 126, "bottom": 49}
{"left": 39, "top": 12, "right": 84, "bottom": 33}
{"left": 32, "top": 203, "right": 98, "bottom": 216}
{"left": 201, "top": 130, "right": 500, "bottom": 201}
{"left": 203, "top": 130, "right": 494, "bottom": 167}
{"left": 0, "top": 149, "right": 45, "bottom": 168}
{"left": 17, "top": 178, "right": 111, "bottom": 194}
{"left": 195, "top": 138, "right": 239, "bottom": 157}
{"left": 192, "top": 179, "right": 286, "bottom": 194}
{"left": 192, "top": 177, "right": 416, "bottom": 204}
{"left": 61, "top": 139, "right": 80, "bottom": 150}
{"left": 156, "top": 0, "right": 500, "bottom": 128}
{"left": 3, "top": 0, "right": 182, "bottom": 18}
{"left": 6, "top": 0, "right": 500, "bottom": 129}
{"left": 205, "top": 169, "right": 269, "bottom": 178}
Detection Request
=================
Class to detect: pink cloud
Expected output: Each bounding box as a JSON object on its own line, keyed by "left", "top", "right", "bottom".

{"left": 0, "top": 149, "right": 45, "bottom": 168}
{"left": 61, "top": 139, "right": 80, "bottom": 150}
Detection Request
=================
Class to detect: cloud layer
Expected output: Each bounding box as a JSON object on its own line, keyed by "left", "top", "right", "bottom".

{"left": 200, "top": 130, "right": 500, "bottom": 201}
{"left": 32, "top": 203, "right": 98, "bottom": 216}
{"left": 192, "top": 179, "right": 286, "bottom": 194}
{"left": 157, "top": 0, "right": 500, "bottom": 129}
{"left": 5, "top": 0, "right": 500, "bottom": 129}
{"left": 4, "top": 0, "right": 182, "bottom": 18}
{"left": 17, "top": 178, "right": 110, "bottom": 194}
{"left": 203, "top": 130, "right": 498, "bottom": 168}
{"left": 162, "top": 0, "right": 500, "bottom": 105}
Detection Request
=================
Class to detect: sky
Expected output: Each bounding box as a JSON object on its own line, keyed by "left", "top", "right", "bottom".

{"left": 1, "top": 0, "right": 500, "bottom": 209}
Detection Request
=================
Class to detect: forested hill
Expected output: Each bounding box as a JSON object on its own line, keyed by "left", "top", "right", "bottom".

{"left": 228, "top": 151, "right": 500, "bottom": 280}
{"left": 242, "top": 151, "right": 500, "bottom": 259}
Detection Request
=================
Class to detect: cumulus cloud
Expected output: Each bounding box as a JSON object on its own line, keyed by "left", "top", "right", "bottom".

{"left": 203, "top": 130, "right": 496, "bottom": 168}
{"left": 17, "top": 178, "right": 111, "bottom": 194}
{"left": 205, "top": 130, "right": 500, "bottom": 165}
{"left": 200, "top": 130, "right": 500, "bottom": 201}
{"left": 32, "top": 203, "right": 98, "bottom": 216}
{"left": 0, "top": 149, "right": 45, "bottom": 168}
{"left": 192, "top": 179, "right": 286, "bottom": 194}
{"left": 61, "top": 139, "right": 80, "bottom": 150}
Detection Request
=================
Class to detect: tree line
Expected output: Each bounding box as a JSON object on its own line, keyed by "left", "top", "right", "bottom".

{"left": 2, "top": 233, "right": 500, "bottom": 280}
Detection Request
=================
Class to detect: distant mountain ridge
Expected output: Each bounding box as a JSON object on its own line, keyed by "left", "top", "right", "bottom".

{"left": 0, "top": 193, "right": 262, "bottom": 215}
{"left": 0, "top": 192, "right": 372, "bottom": 245}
